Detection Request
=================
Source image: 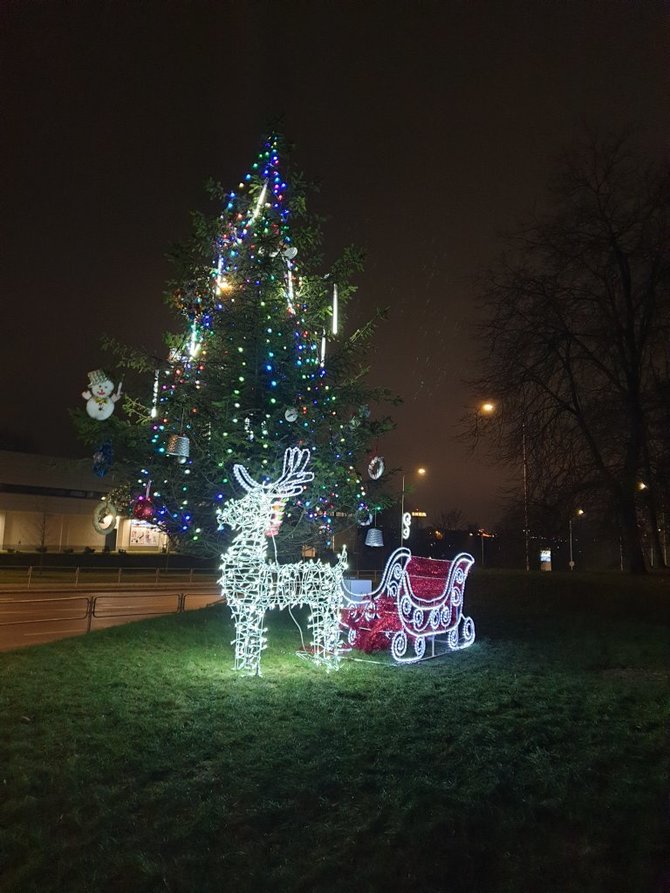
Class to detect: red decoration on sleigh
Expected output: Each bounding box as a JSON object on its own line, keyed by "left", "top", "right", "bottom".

{"left": 341, "top": 549, "right": 476, "bottom": 663}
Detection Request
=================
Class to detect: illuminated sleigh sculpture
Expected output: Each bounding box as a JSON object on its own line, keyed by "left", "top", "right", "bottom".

{"left": 341, "top": 549, "right": 476, "bottom": 663}
{"left": 217, "top": 447, "right": 347, "bottom": 676}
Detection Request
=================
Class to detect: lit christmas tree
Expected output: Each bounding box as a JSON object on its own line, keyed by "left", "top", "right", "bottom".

{"left": 76, "top": 134, "right": 394, "bottom": 556}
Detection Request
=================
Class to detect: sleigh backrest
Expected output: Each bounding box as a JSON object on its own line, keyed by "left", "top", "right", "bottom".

{"left": 406, "top": 556, "right": 453, "bottom": 597}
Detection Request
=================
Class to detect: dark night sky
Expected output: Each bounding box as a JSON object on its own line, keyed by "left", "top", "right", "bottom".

{"left": 1, "top": 0, "right": 668, "bottom": 526}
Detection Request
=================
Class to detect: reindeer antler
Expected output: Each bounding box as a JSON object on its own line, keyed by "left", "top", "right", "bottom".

{"left": 230, "top": 447, "right": 314, "bottom": 498}
{"left": 274, "top": 447, "right": 314, "bottom": 497}
{"left": 232, "top": 463, "right": 259, "bottom": 493}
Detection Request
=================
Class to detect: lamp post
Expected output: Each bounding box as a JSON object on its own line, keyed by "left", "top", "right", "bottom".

{"left": 401, "top": 467, "right": 426, "bottom": 545}
{"left": 568, "top": 508, "right": 585, "bottom": 571}
{"left": 522, "top": 421, "right": 529, "bottom": 572}
{"left": 480, "top": 400, "right": 529, "bottom": 572}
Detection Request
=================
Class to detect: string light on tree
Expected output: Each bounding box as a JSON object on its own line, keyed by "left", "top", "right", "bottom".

{"left": 82, "top": 133, "right": 393, "bottom": 554}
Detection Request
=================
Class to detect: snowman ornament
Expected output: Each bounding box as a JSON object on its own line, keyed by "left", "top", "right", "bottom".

{"left": 82, "top": 369, "right": 122, "bottom": 421}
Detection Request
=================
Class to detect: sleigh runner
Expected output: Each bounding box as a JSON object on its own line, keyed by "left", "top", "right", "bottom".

{"left": 341, "top": 548, "right": 476, "bottom": 663}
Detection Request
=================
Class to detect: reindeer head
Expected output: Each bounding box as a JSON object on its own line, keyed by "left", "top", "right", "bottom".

{"left": 217, "top": 447, "right": 314, "bottom": 536}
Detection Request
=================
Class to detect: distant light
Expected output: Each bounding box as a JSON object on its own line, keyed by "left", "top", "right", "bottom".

{"left": 480, "top": 401, "right": 495, "bottom": 414}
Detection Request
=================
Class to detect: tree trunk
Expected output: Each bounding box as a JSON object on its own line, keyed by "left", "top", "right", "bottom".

{"left": 620, "top": 491, "right": 647, "bottom": 573}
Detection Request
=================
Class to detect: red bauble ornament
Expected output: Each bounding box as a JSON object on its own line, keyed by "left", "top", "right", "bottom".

{"left": 132, "top": 495, "right": 154, "bottom": 521}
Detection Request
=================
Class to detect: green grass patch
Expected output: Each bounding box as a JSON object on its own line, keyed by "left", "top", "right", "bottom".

{"left": 1, "top": 571, "right": 669, "bottom": 892}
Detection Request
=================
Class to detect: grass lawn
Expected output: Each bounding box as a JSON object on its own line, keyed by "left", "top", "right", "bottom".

{"left": 0, "top": 570, "right": 669, "bottom": 892}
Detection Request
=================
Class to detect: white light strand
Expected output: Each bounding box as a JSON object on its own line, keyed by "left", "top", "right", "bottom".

{"left": 218, "top": 447, "right": 348, "bottom": 676}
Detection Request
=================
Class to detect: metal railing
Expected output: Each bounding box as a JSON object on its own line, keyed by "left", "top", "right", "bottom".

{"left": 0, "top": 565, "right": 218, "bottom": 589}
{"left": 0, "top": 591, "right": 220, "bottom": 635}
{"left": 0, "top": 565, "right": 382, "bottom": 590}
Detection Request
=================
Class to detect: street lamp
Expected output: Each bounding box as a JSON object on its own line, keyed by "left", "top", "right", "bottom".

{"left": 521, "top": 420, "right": 529, "bottom": 572}
{"left": 401, "top": 467, "right": 426, "bottom": 545}
{"left": 569, "top": 508, "right": 585, "bottom": 571}
{"left": 480, "top": 400, "right": 529, "bottom": 572}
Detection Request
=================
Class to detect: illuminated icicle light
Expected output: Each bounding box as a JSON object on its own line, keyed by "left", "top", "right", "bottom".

{"left": 249, "top": 179, "right": 268, "bottom": 224}
{"left": 332, "top": 283, "right": 338, "bottom": 335}
{"left": 286, "top": 265, "right": 296, "bottom": 315}
{"left": 150, "top": 369, "right": 160, "bottom": 419}
{"left": 217, "top": 447, "right": 348, "bottom": 676}
{"left": 189, "top": 321, "right": 200, "bottom": 358}
{"left": 320, "top": 330, "right": 326, "bottom": 367}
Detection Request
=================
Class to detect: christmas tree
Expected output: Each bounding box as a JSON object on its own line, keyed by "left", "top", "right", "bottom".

{"left": 76, "top": 134, "right": 394, "bottom": 556}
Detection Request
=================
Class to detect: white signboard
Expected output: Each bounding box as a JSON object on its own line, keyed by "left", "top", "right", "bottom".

{"left": 129, "top": 521, "right": 161, "bottom": 548}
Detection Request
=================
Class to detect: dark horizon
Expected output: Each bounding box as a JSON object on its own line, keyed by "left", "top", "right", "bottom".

{"left": 2, "top": 0, "right": 668, "bottom": 527}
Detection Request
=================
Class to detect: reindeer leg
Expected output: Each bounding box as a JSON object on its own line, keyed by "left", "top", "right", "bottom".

{"left": 308, "top": 602, "right": 327, "bottom": 665}
{"left": 326, "top": 595, "right": 344, "bottom": 667}
{"left": 309, "top": 596, "right": 342, "bottom": 669}
{"left": 231, "top": 602, "right": 267, "bottom": 675}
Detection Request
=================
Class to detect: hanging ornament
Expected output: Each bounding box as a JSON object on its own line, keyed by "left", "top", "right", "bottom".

{"left": 364, "top": 509, "right": 384, "bottom": 546}
{"left": 92, "top": 500, "right": 117, "bottom": 535}
{"left": 285, "top": 407, "right": 298, "bottom": 423}
{"left": 282, "top": 245, "right": 298, "bottom": 260}
{"left": 92, "top": 441, "right": 114, "bottom": 477}
{"left": 355, "top": 507, "right": 373, "bottom": 526}
{"left": 132, "top": 482, "right": 154, "bottom": 522}
{"left": 82, "top": 370, "right": 122, "bottom": 421}
{"left": 133, "top": 496, "right": 154, "bottom": 522}
{"left": 244, "top": 417, "right": 255, "bottom": 441}
{"left": 365, "top": 528, "right": 384, "bottom": 547}
{"left": 402, "top": 511, "right": 412, "bottom": 541}
{"left": 167, "top": 434, "right": 190, "bottom": 464}
{"left": 368, "top": 456, "right": 385, "bottom": 480}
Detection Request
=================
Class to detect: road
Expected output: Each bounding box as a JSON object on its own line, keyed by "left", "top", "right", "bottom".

{"left": 0, "top": 585, "right": 222, "bottom": 652}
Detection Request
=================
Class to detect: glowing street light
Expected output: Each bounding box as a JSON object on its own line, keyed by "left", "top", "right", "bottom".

{"left": 569, "top": 509, "right": 585, "bottom": 571}
{"left": 479, "top": 399, "right": 529, "bottom": 572}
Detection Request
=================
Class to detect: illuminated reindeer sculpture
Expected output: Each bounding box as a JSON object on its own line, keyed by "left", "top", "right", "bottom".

{"left": 217, "top": 447, "right": 348, "bottom": 675}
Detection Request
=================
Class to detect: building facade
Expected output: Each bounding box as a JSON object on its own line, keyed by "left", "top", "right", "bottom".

{"left": 0, "top": 451, "right": 166, "bottom": 553}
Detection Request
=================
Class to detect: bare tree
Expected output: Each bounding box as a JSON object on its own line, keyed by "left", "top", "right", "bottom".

{"left": 438, "top": 508, "right": 465, "bottom": 530}
{"left": 472, "top": 132, "right": 670, "bottom": 573}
